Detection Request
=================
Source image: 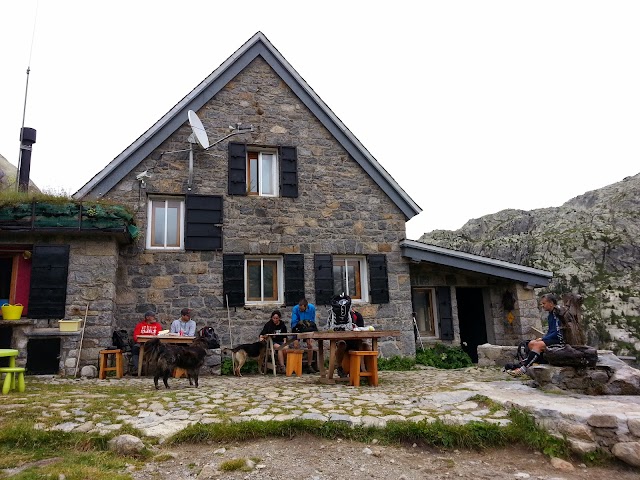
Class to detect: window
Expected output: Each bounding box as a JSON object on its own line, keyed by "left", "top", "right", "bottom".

{"left": 245, "top": 256, "right": 283, "bottom": 303}
{"left": 247, "top": 150, "right": 278, "bottom": 196}
{"left": 332, "top": 256, "right": 368, "bottom": 301}
{"left": 147, "top": 197, "right": 184, "bottom": 249}
{"left": 412, "top": 288, "right": 439, "bottom": 337}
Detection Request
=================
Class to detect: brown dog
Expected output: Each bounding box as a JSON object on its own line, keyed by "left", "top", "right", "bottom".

{"left": 222, "top": 340, "right": 266, "bottom": 376}
{"left": 144, "top": 336, "right": 209, "bottom": 389}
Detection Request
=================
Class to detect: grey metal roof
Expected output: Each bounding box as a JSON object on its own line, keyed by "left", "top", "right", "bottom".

{"left": 400, "top": 239, "right": 553, "bottom": 287}
{"left": 73, "top": 32, "right": 421, "bottom": 219}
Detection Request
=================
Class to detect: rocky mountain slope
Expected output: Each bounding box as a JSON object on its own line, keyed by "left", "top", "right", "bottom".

{"left": 0, "top": 153, "right": 40, "bottom": 192}
{"left": 419, "top": 173, "right": 640, "bottom": 356}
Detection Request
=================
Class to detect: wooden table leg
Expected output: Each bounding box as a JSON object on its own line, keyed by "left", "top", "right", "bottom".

{"left": 327, "top": 340, "right": 336, "bottom": 380}
{"left": 138, "top": 344, "right": 145, "bottom": 377}
{"left": 317, "top": 339, "right": 325, "bottom": 377}
{"left": 269, "top": 338, "right": 276, "bottom": 376}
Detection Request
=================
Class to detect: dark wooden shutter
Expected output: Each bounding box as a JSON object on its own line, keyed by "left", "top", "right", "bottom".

{"left": 223, "top": 254, "right": 245, "bottom": 307}
{"left": 228, "top": 142, "right": 247, "bottom": 195}
{"left": 314, "top": 254, "right": 333, "bottom": 306}
{"left": 185, "top": 194, "right": 223, "bottom": 251}
{"left": 284, "top": 254, "right": 305, "bottom": 306}
{"left": 279, "top": 146, "right": 298, "bottom": 198}
{"left": 436, "top": 286, "right": 454, "bottom": 340}
{"left": 28, "top": 244, "right": 70, "bottom": 319}
{"left": 368, "top": 254, "right": 389, "bottom": 304}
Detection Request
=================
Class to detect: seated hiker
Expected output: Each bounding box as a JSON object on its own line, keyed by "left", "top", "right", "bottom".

{"left": 335, "top": 306, "right": 372, "bottom": 378}
{"left": 507, "top": 293, "right": 564, "bottom": 377}
{"left": 259, "top": 310, "right": 288, "bottom": 374}
{"left": 290, "top": 298, "right": 318, "bottom": 373}
{"left": 132, "top": 310, "right": 163, "bottom": 375}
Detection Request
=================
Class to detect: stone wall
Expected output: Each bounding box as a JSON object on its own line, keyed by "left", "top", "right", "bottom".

{"left": 0, "top": 235, "right": 119, "bottom": 375}
{"left": 101, "top": 57, "right": 414, "bottom": 356}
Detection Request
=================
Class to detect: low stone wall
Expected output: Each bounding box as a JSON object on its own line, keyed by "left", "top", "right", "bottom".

{"left": 477, "top": 343, "right": 518, "bottom": 367}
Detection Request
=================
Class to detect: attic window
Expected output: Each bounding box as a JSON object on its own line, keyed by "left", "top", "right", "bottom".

{"left": 247, "top": 150, "right": 278, "bottom": 196}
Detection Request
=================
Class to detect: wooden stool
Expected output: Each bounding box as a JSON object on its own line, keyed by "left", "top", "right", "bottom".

{"left": 99, "top": 349, "right": 124, "bottom": 379}
{"left": 348, "top": 351, "right": 378, "bottom": 387}
{"left": 0, "top": 367, "right": 26, "bottom": 394}
{"left": 173, "top": 367, "right": 188, "bottom": 378}
{"left": 285, "top": 349, "right": 304, "bottom": 377}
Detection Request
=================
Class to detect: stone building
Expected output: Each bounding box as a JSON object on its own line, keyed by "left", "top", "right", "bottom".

{"left": 0, "top": 32, "right": 552, "bottom": 374}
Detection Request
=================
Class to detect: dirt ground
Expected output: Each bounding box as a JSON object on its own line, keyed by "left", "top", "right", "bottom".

{"left": 131, "top": 435, "right": 639, "bottom": 479}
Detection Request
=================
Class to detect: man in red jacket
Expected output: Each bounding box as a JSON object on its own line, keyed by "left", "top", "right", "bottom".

{"left": 132, "top": 311, "right": 163, "bottom": 375}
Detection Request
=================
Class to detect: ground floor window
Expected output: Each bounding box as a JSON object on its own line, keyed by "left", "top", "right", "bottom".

{"left": 412, "top": 287, "right": 438, "bottom": 337}
{"left": 332, "top": 256, "right": 367, "bottom": 301}
{"left": 246, "top": 256, "right": 283, "bottom": 303}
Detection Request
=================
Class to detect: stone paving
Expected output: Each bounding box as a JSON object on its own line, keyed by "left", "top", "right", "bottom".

{"left": 2, "top": 366, "right": 640, "bottom": 466}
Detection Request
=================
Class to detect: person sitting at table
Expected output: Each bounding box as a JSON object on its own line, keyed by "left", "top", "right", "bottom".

{"left": 335, "top": 306, "right": 372, "bottom": 378}
{"left": 170, "top": 308, "right": 196, "bottom": 336}
{"left": 259, "top": 310, "right": 288, "bottom": 374}
{"left": 291, "top": 298, "right": 318, "bottom": 373}
{"left": 132, "top": 310, "right": 163, "bottom": 375}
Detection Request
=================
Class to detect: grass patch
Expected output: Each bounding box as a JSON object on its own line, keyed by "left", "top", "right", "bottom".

{"left": 220, "top": 357, "right": 261, "bottom": 375}
{"left": 416, "top": 344, "right": 473, "bottom": 369}
{"left": 219, "top": 458, "right": 252, "bottom": 472}
{"left": 468, "top": 394, "right": 503, "bottom": 414}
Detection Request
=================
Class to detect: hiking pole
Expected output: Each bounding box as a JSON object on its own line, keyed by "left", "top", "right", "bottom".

{"left": 74, "top": 304, "right": 89, "bottom": 377}
{"left": 226, "top": 294, "right": 235, "bottom": 374}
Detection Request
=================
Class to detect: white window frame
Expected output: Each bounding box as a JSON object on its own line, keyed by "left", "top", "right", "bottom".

{"left": 247, "top": 149, "right": 279, "bottom": 197}
{"left": 146, "top": 196, "right": 185, "bottom": 250}
{"left": 333, "top": 256, "right": 369, "bottom": 302}
{"left": 244, "top": 256, "right": 284, "bottom": 304}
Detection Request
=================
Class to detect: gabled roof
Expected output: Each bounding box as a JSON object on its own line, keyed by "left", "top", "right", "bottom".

{"left": 74, "top": 32, "right": 421, "bottom": 219}
{"left": 400, "top": 239, "right": 553, "bottom": 287}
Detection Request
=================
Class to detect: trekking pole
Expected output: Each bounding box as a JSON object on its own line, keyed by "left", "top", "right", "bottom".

{"left": 226, "top": 295, "right": 235, "bottom": 373}
{"left": 413, "top": 313, "right": 425, "bottom": 352}
{"left": 74, "top": 304, "right": 89, "bottom": 377}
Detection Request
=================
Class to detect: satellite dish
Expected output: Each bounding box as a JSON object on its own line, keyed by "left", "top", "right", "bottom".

{"left": 188, "top": 110, "right": 210, "bottom": 149}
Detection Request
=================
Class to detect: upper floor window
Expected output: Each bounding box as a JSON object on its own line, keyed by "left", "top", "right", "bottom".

{"left": 247, "top": 150, "right": 278, "bottom": 196}
{"left": 333, "top": 256, "right": 368, "bottom": 301}
{"left": 246, "top": 256, "right": 283, "bottom": 303}
{"left": 147, "top": 197, "right": 184, "bottom": 250}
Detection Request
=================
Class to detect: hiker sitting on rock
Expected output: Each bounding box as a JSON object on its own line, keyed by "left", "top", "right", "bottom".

{"left": 508, "top": 293, "right": 565, "bottom": 377}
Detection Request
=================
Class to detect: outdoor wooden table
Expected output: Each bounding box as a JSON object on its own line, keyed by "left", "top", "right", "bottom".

{"left": 0, "top": 349, "right": 19, "bottom": 368}
{"left": 137, "top": 335, "right": 195, "bottom": 376}
{"left": 296, "top": 330, "right": 401, "bottom": 384}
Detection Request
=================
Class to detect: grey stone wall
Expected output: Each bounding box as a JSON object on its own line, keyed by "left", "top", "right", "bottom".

{"left": 102, "top": 57, "right": 414, "bottom": 356}
{"left": 0, "top": 236, "right": 119, "bottom": 375}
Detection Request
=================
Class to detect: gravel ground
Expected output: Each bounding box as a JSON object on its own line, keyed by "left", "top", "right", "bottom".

{"left": 130, "top": 435, "right": 639, "bottom": 480}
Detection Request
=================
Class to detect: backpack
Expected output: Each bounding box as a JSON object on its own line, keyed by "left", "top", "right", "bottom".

{"left": 198, "top": 326, "right": 220, "bottom": 349}
{"left": 112, "top": 329, "right": 132, "bottom": 352}
{"left": 329, "top": 293, "right": 353, "bottom": 331}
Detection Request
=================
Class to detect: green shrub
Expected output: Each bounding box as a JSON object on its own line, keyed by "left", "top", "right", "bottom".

{"left": 415, "top": 344, "right": 473, "bottom": 369}
{"left": 377, "top": 355, "right": 416, "bottom": 371}
{"left": 221, "top": 357, "right": 260, "bottom": 375}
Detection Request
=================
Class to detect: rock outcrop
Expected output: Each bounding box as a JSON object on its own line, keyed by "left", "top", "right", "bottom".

{"left": 419, "top": 173, "right": 640, "bottom": 359}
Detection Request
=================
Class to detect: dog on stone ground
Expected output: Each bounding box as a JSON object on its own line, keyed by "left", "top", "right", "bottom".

{"left": 222, "top": 340, "right": 266, "bottom": 377}
{"left": 144, "top": 336, "right": 210, "bottom": 389}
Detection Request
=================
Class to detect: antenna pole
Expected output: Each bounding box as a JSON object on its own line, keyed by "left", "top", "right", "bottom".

{"left": 16, "top": 1, "right": 39, "bottom": 191}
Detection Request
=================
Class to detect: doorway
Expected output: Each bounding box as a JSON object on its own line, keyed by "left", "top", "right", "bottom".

{"left": 456, "top": 287, "right": 487, "bottom": 363}
{"left": 26, "top": 338, "right": 61, "bottom": 374}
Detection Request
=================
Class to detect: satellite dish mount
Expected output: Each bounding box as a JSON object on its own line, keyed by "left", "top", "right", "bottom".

{"left": 186, "top": 110, "right": 253, "bottom": 191}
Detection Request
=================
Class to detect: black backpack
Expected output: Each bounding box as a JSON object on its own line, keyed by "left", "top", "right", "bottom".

{"left": 198, "top": 326, "right": 220, "bottom": 349}
{"left": 112, "top": 329, "right": 132, "bottom": 352}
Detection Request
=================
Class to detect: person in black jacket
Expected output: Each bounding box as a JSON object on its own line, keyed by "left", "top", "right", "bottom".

{"left": 259, "top": 310, "right": 288, "bottom": 374}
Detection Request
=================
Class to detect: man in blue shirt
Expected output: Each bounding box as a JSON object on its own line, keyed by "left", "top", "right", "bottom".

{"left": 291, "top": 298, "right": 317, "bottom": 373}
{"left": 508, "top": 293, "right": 564, "bottom": 377}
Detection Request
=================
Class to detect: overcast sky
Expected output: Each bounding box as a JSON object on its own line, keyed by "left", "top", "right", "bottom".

{"left": 1, "top": 1, "right": 639, "bottom": 239}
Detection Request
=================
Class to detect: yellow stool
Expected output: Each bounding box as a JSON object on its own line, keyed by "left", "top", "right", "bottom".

{"left": 0, "top": 367, "right": 26, "bottom": 394}
{"left": 99, "top": 349, "right": 124, "bottom": 379}
{"left": 348, "top": 351, "right": 379, "bottom": 387}
{"left": 285, "top": 349, "right": 304, "bottom": 377}
{"left": 173, "top": 367, "right": 188, "bottom": 378}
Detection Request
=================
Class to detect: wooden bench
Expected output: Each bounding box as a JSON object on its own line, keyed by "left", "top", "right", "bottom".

{"left": 284, "top": 349, "right": 304, "bottom": 377}
{"left": 348, "top": 350, "right": 379, "bottom": 387}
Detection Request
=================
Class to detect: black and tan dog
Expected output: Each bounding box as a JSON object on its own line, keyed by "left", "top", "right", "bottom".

{"left": 222, "top": 340, "right": 266, "bottom": 376}
{"left": 144, "top": 336, "right": 209, "bottom": 389}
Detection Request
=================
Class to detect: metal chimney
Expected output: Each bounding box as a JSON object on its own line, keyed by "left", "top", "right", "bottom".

{"left": 18, "top": 127, "right": 36, "bottom": 192}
